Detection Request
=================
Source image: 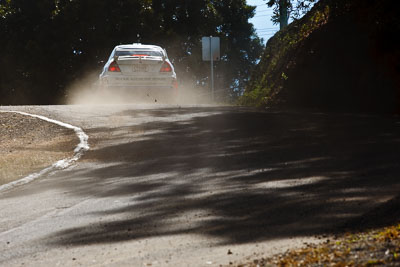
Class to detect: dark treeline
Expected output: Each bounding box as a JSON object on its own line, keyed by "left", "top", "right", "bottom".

{"left": 0, "top": 0, "right": 264, "bottom": 104}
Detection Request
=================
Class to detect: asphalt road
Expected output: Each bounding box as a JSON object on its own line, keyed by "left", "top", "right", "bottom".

{"left": 0, "top": 105, "right": 399, "bottom": 266}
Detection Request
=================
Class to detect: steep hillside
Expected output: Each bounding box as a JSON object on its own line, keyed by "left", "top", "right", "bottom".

{"left": 242, "top": 0, "right": 400, "bottom": 113}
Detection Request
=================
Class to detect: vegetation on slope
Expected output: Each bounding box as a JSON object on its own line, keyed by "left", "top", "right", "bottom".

{"left": 241, "top": 0, "right": 400, "bottom": 113}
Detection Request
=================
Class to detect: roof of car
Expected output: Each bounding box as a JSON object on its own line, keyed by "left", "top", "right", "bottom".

{"left": 115, "top": 44, "right": 163, "bottom": 51}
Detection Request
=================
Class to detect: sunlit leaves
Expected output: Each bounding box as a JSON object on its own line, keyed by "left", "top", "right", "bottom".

{"left": 0, "top": 0, "right": 14, "bottom": 18}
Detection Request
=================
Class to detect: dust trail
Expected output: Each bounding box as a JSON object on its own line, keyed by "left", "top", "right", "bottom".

{"left": 0, "top": 111, "right": 89, "bottom": 192}
{"left": 65, "top": 72, "right": 216, "bottom": 105}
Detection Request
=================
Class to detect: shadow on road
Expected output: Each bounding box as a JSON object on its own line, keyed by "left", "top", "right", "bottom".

{"left": 22, "top": 108, "right": 400, "bottom": 246}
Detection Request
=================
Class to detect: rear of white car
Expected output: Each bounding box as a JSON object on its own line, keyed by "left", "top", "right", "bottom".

{"left": 99, "top": 44, "right": 178, "bottom": 102}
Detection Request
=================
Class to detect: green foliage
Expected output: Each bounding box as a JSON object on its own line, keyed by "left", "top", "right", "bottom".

{"left": 240, "top": 0, "right": 329, "bottom": 107}
{"left": 239, "top": 85, "right": 270, "bottom": 107}
{"left": 0, "top": 0, "right": 263, "bottom": 104}
{"left": 242, "top": 0, "right": 400, "bottom": 113}
{"left": 0, "top": 0, "right": 13, "bottom": 18}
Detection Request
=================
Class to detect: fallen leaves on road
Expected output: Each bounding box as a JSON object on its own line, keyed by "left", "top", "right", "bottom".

{"left": 235, "top": 223, "right": 400, "bottom": 266}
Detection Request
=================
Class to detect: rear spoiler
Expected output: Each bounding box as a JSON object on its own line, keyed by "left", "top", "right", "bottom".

{"left": 113, "top": 55, "right": 166, "bottom": 63}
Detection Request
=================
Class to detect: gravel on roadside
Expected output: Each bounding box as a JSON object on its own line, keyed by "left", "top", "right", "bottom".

{"left": 232, "top": 223, "right": 400, "bottom": 267}
{"left": 0, "top": 112, "right": 78, "bottom": 186}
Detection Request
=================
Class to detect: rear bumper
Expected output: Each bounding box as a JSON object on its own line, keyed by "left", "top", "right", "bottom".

{"left": 99, "top": 74, "right": 178, "bottom": 102}
{"left": 100, "top": 74, "right": 175, "bottom": 86}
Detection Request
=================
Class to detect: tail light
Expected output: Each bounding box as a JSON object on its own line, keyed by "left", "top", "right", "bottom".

{"left": 108, "top": 61, "right": 121, "bottom": 72}
{"left": 160, "top": 62, "right": 172, "bottom": 72}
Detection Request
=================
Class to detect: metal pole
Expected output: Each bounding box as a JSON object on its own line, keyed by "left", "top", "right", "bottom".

{"left": 210, "top": 36, "right": 214, "bottom": 102}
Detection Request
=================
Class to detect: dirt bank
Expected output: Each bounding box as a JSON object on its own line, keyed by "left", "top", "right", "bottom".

{"left": 0, "top": 112, "right": 78, "bottom": 186}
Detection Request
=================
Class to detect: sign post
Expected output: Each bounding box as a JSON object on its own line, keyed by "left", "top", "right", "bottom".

{"left": 202, "top": 36, "right": 220, "bottom": 101}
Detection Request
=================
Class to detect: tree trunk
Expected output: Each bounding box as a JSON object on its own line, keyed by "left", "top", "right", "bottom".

{"left": 279, "top": 0, "right": 289, "bottom": 29}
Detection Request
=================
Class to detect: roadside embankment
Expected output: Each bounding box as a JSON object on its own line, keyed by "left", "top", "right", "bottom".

{"left": 0, "top": 112, "right": 78, "bottom": 186}
{"left": 242, "top": 0, "right": 400, "bottom": 114}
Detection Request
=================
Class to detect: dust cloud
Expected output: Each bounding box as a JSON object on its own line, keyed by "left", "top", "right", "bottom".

{"left": 65, "top": 72, "right": 215, "bottom": 106}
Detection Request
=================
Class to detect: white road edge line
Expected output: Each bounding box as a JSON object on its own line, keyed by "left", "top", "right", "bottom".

{"left": 0, "top": 111, "right": 89, "bottom": 192}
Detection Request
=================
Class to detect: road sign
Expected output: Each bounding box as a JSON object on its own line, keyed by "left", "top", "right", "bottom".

{"left": 202, "top": 37, "right": 220, "bottom": 61}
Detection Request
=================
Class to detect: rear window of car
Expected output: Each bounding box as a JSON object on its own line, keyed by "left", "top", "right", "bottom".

{"left": 116, "top": 50, "right": 164, "bottom": 57}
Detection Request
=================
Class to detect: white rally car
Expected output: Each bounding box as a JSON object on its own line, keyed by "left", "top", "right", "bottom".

{"left": 99, "top": 43, "right": 178, "bottom": 102}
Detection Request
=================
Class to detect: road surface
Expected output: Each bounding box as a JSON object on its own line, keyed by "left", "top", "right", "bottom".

{"left": 0, "top": 105, "right": 399, "bottom": 266}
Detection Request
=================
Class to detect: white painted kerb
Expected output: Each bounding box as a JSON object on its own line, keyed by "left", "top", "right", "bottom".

{"left": 0, "top": 111, "right": 89, "bottom": 192}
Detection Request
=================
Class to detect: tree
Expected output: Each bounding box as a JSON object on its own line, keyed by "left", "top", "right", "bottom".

{"left": 265, "top": 0, "right": 318, "bottom": 29}
{"left": 0, "top": 0, "right": 263, "bottom": 104}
